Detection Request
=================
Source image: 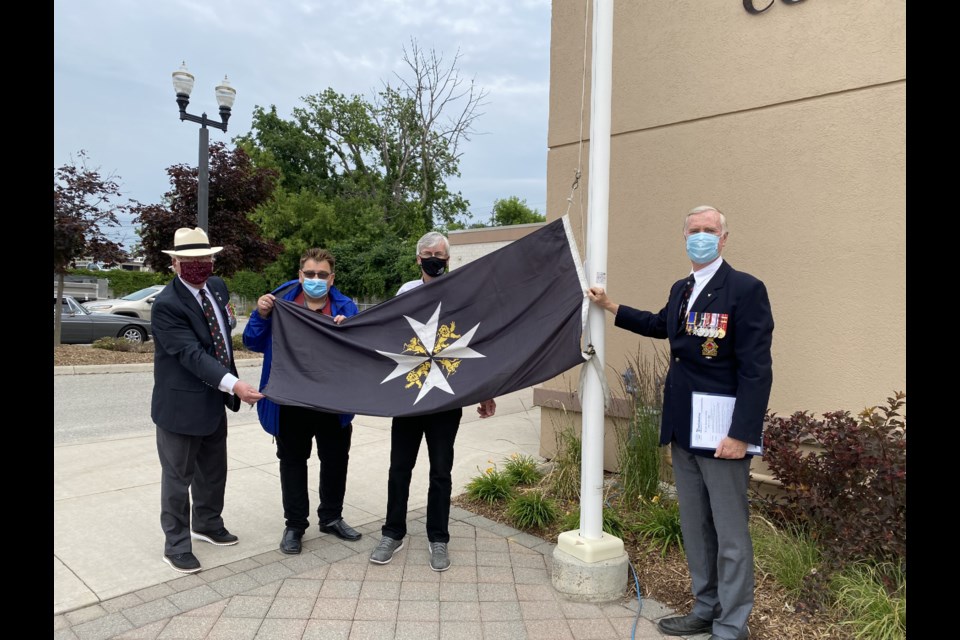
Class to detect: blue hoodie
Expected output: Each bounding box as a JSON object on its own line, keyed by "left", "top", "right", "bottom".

{"left": 242, "top": 279, "right": 359, "bottom": 435}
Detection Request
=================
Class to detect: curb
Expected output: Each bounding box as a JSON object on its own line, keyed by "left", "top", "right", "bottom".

{"left": 53, "top": 357, "right": 264, "bottom": 376}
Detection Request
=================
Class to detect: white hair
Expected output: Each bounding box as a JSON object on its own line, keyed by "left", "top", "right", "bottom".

{"left": 416, "top": 231, "right": 450, "bottom": 255}
{"left": 684, "top": 205, "right": 728, "bottom": 234}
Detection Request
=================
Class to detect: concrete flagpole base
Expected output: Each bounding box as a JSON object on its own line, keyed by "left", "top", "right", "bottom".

{"left": 551, "top": 530, "right": 629, "bottom": 602}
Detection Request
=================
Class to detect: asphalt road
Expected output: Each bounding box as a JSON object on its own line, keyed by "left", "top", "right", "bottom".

{"left": 54, "top": 366, "right": 264, "bottom": 446}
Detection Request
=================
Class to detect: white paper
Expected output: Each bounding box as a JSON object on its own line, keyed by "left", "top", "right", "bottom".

{"left": 690, "top": 392, "right": 763, "bottom": 455}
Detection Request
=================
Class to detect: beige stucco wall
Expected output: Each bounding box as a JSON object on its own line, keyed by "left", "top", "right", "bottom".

{"left": 540, "top": 0, "right": 906, "bottom": 469}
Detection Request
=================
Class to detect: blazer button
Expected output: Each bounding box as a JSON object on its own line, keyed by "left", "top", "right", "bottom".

{"left": 675, "top": 357, "right": 680, "bottom": 362}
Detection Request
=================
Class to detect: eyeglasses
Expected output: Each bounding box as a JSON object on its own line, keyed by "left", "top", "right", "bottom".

{"left": 418, "top": 251, "right": 449, "bottom": 260}
{"left": 301, "top": 270, "right": 331, "bottom": 279}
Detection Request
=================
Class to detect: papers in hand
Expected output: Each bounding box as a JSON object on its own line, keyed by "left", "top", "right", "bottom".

{"left": 690, "top": 392, "right": 762, "bottom": 455}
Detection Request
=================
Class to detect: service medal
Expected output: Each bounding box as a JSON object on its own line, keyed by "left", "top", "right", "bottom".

{"left": 702, "top": 338, "right": 719, "bottom": 358}
{"left": 717, "top": 313, "right": 729, "bottom": 339}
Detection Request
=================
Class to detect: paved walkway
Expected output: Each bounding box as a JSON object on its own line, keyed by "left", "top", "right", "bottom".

{"left": 54, "top": 361, "right": 691, "bottom": 640}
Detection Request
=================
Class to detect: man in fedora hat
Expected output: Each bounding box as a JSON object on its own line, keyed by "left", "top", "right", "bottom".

{"left": 151, "top": 227, "right": 264, "bottom": 574}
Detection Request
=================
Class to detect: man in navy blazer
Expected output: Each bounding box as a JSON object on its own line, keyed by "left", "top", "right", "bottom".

{"left": 151, "top": 227, "right": 263, "bottom": 574}
{"left": 588, "top": 206, "right": 773, "bottom": 640}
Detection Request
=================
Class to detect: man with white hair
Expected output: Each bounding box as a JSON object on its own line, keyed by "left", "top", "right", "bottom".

{"left": 151, "top": 227, "right": 263, "bottom": 574}
{"left": 369, "top": 231, "right": 497, "bottom": 572}
{"left": 588, "top": 206, "right": 774, "bottom": 640}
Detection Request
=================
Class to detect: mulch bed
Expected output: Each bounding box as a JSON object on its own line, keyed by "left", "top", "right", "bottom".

{"left": 451, "top": 491, "right": 846, "bottom": 640}
{"left": 54, "top": 344, "right": 261, "bottom": 367}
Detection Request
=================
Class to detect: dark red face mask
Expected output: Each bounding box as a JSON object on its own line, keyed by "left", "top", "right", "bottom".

{"left": 179, "top": 260, "right": 214, "bottom": 285}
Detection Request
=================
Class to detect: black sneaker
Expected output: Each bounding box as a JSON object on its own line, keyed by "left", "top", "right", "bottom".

{"left": 191, "top": 527, "right": 239, "bottom": 546}
{"left": 163, "top": 552, "right": 201, "bottom": 574}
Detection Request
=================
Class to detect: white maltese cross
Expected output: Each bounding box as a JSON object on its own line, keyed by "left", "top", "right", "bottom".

{"left": 376, "top": 303, "right": 485, "bottom": 404}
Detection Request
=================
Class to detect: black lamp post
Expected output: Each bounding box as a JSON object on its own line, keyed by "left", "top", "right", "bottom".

{"left": 171, "top": 62, "right": 236, "bottom": 233}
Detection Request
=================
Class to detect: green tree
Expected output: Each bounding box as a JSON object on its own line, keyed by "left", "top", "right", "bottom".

{"left": 237, "top": 105, "right": 335, "bottom": 195}
{"left": 329, "top": 234, "right": 421, "bottom": 302}
{"left": 132, "top": 143, "right": 282, "bottom": 277}
{"left": 53, "top": 151, "right": 127, "bottom": 345}
{"left": 490, "top": 196, "right": 545, "bottom": 226}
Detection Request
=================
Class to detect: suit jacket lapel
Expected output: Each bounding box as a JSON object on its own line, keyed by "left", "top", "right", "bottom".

{"left": 691, "top": 260, "right": 732, "bottom": 313}
{"left": 670, "top": 277, "right": 691, "bottom": 337}
{"left": 173, "top": 278, "right": 205, "bottom": 322}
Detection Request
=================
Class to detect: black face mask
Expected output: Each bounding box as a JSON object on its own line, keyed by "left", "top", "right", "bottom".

{"left": 421, "top": 256, "right": 448, "bottom": 278}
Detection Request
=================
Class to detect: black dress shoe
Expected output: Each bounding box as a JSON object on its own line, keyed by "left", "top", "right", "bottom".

{"left": 657, "top": 612, "right": 714, "bottom": 636}
{"left": 319, "top": 518, "right": 362, "bottom": 541}
{"left": 280, "top": 527, "right": 303, "bottom": 555}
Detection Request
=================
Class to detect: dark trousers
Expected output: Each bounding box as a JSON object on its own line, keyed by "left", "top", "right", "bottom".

{"left": 277, "top": 405, "right": 352, "bottom": 532}
{"left": 156, "top": 416, "right": 228, "bottom": 555}
{"left": 382, "top": 408, "right": 462, "bottom": 543}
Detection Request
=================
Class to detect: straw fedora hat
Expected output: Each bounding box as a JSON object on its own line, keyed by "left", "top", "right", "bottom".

{"left": 161, "top": 227, "right": 224, "bottom": 257}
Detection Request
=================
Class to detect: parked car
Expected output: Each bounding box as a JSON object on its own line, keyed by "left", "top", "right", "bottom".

{"left": 56, "top": 295, "right": 152, "bottom": 344}
{"left": 83, "top": 285, "right": 165, "bottom": 321}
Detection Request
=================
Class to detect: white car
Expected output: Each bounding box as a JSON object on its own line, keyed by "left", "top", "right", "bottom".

{"left": 83, "top": 285, "right": 165, "bottom": 321}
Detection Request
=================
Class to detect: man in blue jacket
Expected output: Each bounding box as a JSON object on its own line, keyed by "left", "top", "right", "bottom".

{"left": 588, "top": 206, "right": 773, "bottom": 640}
{"left": 243, "top": 248, "right": 362, "bottom": 554}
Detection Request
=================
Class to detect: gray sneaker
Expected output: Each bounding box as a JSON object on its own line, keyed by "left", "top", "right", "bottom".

{"left": 429, "top": 541, "right": 450, "bottom": 572}
{"left": 369, "top": 536, "right": 404, "bottom": 564}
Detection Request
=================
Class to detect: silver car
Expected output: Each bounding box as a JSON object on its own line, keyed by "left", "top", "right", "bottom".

{"left": 56, "top": 295, "right": 152, "bottom": 344}
{"left": 83, "top": 285, "right": 165, "bottom": 321}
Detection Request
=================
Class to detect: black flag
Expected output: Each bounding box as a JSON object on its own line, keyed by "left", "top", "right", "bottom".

{"left": 263, "top": 216, "right": 587, "bottom": 417}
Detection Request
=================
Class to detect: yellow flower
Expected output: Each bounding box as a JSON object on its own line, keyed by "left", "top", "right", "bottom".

{"left": 486, "top": 467, "right": 494, "bottom": 474}
{"left": 652, "top": 495, "right": 660, "bottom": 504}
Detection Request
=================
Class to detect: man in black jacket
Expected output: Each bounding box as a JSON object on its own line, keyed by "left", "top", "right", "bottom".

{"left": 588, "top": 206, "right": 773, "bottom": 640}
{"left": 151, "top": 227, "right": 263, "bottom": 573}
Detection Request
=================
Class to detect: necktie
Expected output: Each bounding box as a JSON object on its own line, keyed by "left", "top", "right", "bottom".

{"left": 199, "top": 288, "right": 230, "bottom": 368}
{"left": 678, "top": 277, "right": 694, "bottom": 330}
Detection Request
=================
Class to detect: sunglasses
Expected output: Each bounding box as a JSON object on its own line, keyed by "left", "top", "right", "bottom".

{"left": 301, "top": 270, "right": 331, "bottom": 279}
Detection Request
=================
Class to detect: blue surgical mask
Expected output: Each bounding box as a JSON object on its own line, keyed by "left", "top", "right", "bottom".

{"left": 302, "top": 278, "right": 328, "bottom": 299}
{"left": 686, "top": 232, "right": 721, "bottom": 264}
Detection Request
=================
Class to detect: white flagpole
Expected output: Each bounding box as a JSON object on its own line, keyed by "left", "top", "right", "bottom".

{"left": 581, "top": 0, "right": 613, "bottom": 540}
{"left": 553, "top": 0, "right": 626, "bottom": 599}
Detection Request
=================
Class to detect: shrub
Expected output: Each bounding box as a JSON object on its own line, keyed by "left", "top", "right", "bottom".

{"left": 561, "top": 506, "right": 626, "bottom": 539}
{"left": 71, "top": 268, "right": 168, "bottom": 297}
{"left": 503, "top": 453, "right": 543, "bottom": 486}
{"left": 225, "top": 270, "right": 272, "bottom": 311}
{"left": 616, "top": 346, "right": 668, "bottom": 507}
{"left": 632, "top": 497, "right": 683, "bottom": 557}
{"left": 507, "top": 491, "right": 558, "bottom": 530}
{"left": 465, "top": 466, "right": 516, "bottom": 504}
{"left": 91, "top": 337, "right": 153, "bottom": 353}
{"left": 547, "top": 419, "right": 581, "bottom": 501}
{"left": 761, "top": 392, "right": 906, "bottom": 568}
{"left": 232, "top": 334, "right": 251, "bottom": 353}
{"left": 751, "top": 516, "right": 821, "bottom": 598}
{"left": 830, "top": 562, "right": 906, "bottom": 640}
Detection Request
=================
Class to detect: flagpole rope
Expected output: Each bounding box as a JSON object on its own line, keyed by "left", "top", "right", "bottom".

{"left": 563, "top": 0, "right": 591, "bottom": 253}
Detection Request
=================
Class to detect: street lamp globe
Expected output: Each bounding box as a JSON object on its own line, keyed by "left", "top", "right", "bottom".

{"left": 171, "top": 62, "right": 236, "bottom": 233}
{"left": 172, "top": 61, "right": 195, "bottom": 98}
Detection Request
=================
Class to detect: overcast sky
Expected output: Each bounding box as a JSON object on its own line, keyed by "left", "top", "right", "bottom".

{"left": 54, "top": 0, "right": 553, "bottom": 249}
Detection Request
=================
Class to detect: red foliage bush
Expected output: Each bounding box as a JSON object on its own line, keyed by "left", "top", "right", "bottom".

{"left": 760, "top": 392, "right": 906, "bottom": 568}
